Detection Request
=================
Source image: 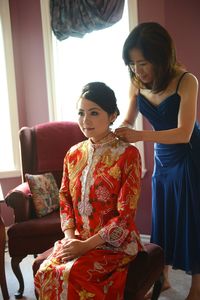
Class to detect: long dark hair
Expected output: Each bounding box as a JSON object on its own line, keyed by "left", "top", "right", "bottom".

{"left": 123, "top": 22, "right": 182, "bottom": 92}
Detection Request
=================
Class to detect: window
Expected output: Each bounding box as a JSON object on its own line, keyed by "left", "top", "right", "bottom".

{"left": 51, "top": 2, "right": 130, "bottom": 127}
{"left": 40, "top": 0, "right": 146, "bottom": 173}
{"left": 0, "top": 0, "right": 20, "bottom": 178}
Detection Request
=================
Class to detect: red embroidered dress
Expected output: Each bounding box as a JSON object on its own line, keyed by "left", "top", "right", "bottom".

{"left": 35, "top": 136, "right": 143, "bottom": 300}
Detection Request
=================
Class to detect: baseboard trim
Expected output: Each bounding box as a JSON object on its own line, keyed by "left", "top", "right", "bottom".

{"left": 141, "top": 234, "right": 150, "bottom": 243}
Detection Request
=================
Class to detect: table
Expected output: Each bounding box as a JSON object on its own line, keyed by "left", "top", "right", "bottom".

{"left": 0, "top": 201, "right": 9, "bottom": 300}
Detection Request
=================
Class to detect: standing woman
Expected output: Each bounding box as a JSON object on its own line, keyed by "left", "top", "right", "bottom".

{"left": 115, "top": 22, "right": 200, "bottom": 300}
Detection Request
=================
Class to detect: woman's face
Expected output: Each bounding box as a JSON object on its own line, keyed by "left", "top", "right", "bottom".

{"left": 77, "top": 97, "right": 115, "bottom": 143}
{"left": 129, "top": 48, "right": 154, "bottom": 85}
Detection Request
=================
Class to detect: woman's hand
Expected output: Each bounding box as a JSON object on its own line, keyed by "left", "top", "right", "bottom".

{"left": 54, "top": 238, "right": 88, "bottom": 261}
{"left": 52, "top": 233, "right": 104, "bottom": 263}
{"left": 114, "top": 127, "right": 142, "bottom": 143}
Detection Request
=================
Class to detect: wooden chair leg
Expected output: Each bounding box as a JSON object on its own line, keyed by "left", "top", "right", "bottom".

{"left": 151, "top": 273, "right": 164, "bottom": 300}
{"left": 0, "top": 253, "right": 9, "bottom": 300}
{"left": 0, "top": 215, "right": 9, "bottom": 300}
{"left": 11, "top": 256, "right": 26, "bottom": 299}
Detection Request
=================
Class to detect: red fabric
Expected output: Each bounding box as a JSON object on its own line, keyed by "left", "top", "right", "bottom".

{"left": 33, "top": 243, "right": 164, "bottom": 300}
{"left": 60, "top": 139, "right": 143, "bottom": 254}
{"left": 68, "top": 250, "right": 129, "bottom": 300}
{"left": 8, "top": 211, "right": 61, "bottom": 238}
{"left": 35, "top": 248, "right": 132, "bottom": 300}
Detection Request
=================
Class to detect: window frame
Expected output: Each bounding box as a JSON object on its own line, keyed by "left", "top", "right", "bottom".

{"left": 0, "top": 0, "right": 20, "bottom": 179}
{"left": 40, "top": 0, "right": 146, "bottom": 175}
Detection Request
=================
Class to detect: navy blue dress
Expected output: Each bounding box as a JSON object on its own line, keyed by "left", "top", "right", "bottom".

{"left": 137, "top": 73, "right": 200, "bottom": 274}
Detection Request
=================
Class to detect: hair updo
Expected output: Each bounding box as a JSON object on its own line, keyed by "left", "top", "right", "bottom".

{"left": 80, "top": 82, "right": 120, "bottom": 116}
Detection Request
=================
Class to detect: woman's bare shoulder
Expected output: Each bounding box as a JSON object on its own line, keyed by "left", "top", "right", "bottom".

{"left": 129, "top": 81, "right": 139, "bottom": 98}
{"left": 176, "top": 70, "right": 198, "bottom": 83}
{"left": 178, "top": 72, "right": 198, "bottom": 90}
{"left": 185, "top": 72, "right": 198, "bottom": 84}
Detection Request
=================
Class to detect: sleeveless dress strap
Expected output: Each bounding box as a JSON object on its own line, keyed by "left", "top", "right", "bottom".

{"left": 176, "top": 72, "right": 188, "bottom": 93}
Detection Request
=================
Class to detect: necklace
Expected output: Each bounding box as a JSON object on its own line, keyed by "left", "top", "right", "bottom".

{"left": 91, "top": 131, "right": 116, "bottom": 145}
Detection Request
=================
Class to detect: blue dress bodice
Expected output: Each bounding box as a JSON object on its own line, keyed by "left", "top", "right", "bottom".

{"left": 137, "top": 92, "right": 200, "bottom": 169}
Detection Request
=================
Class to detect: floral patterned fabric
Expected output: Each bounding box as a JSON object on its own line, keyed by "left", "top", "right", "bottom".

{"left": 50, "top": 0, "right": 125, "bottom": 40}
{"left": 34, "top": 137, "right": 143, "bottom": 299}
{"left": 26, "top": 172, "right": 59, "bottom": 218}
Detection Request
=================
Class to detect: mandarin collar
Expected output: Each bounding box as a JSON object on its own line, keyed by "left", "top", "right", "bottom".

{"left": 88, "top": 132, "right": 117, "bottom": 149}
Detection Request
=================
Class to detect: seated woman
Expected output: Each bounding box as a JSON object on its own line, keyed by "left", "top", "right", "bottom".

{"left": 34, "top": 82, "right": 144, "bottom": 299}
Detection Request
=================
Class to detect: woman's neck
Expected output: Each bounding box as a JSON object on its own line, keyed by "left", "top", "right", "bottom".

{"left": 91, "top": 131, "right": 115, "bottom": 144}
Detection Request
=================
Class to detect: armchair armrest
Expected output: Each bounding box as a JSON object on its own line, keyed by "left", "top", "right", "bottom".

{"left": 5, "top": 182, "right": 35, "bottom": 222}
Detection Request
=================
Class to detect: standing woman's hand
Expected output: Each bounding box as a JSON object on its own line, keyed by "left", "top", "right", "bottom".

{"left": 114, "top": 127, "right": 142, "bottom": 143}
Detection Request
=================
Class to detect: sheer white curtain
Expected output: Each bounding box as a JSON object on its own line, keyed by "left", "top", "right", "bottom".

{"left": 0, "top": 0, "right": 20, "bottom": 178}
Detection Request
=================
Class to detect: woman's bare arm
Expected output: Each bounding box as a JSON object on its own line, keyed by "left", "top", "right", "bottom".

{"left": 116, "top": 73, "right": 198, "bottom": 144}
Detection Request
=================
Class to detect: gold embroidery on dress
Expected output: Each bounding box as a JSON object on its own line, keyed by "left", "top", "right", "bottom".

{"left": 78, "top": 289, "right": 95, "bottom": 299}
{"left": 68, "top": 142, "right": 88, "bottom": 197}
{"left": 108, "top": 165, "right": 121, "bottom": 180}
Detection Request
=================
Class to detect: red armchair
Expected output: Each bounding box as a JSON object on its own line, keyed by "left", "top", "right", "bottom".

{"left": 5, "top": 120, "right": 164, "bottom": 300}
{"left": 5, "top": 121, "right": 86, "bottom": 298}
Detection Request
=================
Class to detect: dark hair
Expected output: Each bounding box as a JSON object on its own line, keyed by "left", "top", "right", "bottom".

{"left": 123, "top": 22, "right": 181, "bottom": 92}
{"left": 79, "top": 82, "right": 120, "bottom": 116}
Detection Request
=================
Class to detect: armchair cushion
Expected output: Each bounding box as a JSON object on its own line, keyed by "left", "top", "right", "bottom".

{"left": 8, "top": 211, "right": 64, "bottom": 257}
{"left": 25, "top": 172, "right": 59, "bottom": 218}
